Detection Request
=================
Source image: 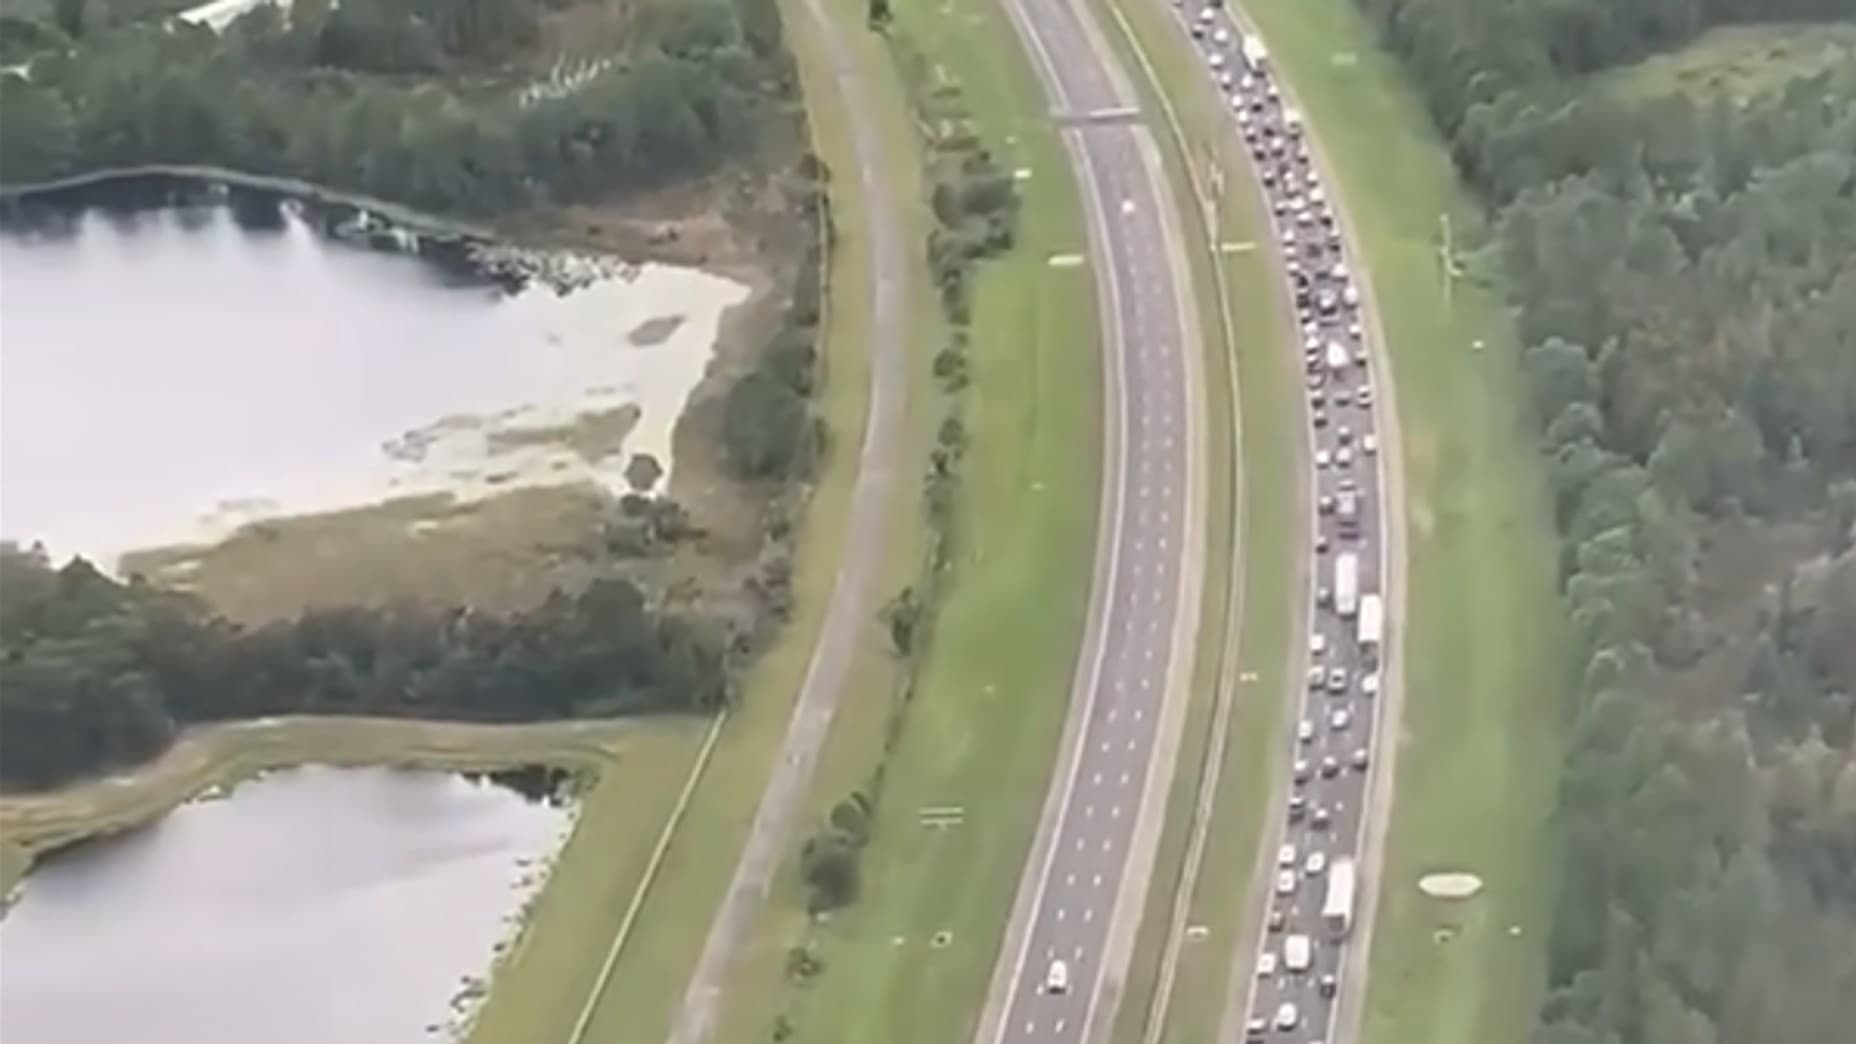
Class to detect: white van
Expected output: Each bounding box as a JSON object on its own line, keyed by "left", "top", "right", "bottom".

{"left": 1045, "top": 958, "right": 1070, "bottom": 994}
{"left": 1283, "top": 933, "right": 1313, "bottom": 972}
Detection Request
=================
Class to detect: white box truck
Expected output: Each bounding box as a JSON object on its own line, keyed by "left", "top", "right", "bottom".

{"left": 1357, "top": 593, "right": 1383, "bottom": 652}
{"left": 1334, "top": 552, "right": 1359, "bottom": 618}
{"left": 1241, "top": 36, "right": 1269, "bottom": 73}
{"left": 1322, "top": 857, "right": 1357, "bottom": 938}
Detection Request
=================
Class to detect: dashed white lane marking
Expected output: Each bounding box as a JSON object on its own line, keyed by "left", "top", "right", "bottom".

{"left": 1120, "top": 771, "right": 1131, "bottom": 785}
{"left": 1121, "top": 198, "right": 1136, "bottom": 215}
{"left": 1135, "top": 708, "right": 1146, "bottom": 720}
{"left": 1057, "top": 907, "right": 1066, "bottom": 921}
{"left": 1107, "top": 709, "right": 1118, "bottom": 723}
{"left": 1101, "top": 740, "right": 1112, "bottom": 753}
{"left": 1084, "top": 908, "right": 1096, "bottom": 923}
{"left": 1102, "top": 837, "right": 1115, "bottom": 851}
{"left": 1085, "top": 804, "right": 1095, "bottom": 818}
{"left": 1093, "top": 771, "right": 1103, "bottom": 785}
{"left": 1066, "top": 873, "right": 1076, "bottom": 887}
{"left": 1111, "top": 805, "right": 1122, "bottom": 819}
{"left": 1055, "top": 1019, "right": 1067, "bottom": 1035}
{"left": 1025, "top": 1021, "right": 1035, "bottom": 1035}
{"left": 1094, "top": 873, "right": 1104, "bottom": 887}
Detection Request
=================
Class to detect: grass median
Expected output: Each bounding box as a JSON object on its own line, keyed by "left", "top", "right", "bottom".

{"left": 1232, "top": 2, "right": 1568, "bottom": 1043}
{"left": 515, "top": 1, "right": 928, "bottom": 1039}
{"left": 1080, "top": 2, "right": 1304, "bottom": 1042}
{"left": 697, "top": 0, "right": 1106, "bottom": 1039}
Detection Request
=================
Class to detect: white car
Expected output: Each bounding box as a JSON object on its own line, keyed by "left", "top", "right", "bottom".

{"left": 1337, "top": 446, "right": 1354, "bottom": 468}
{"left": 1256, "top": 951, "right": 1279, "bottom": 977}
{"left": 1363, "top": 433, "right": 1379, "bottom": 455}
{"left": 1330, "top": 707, "right": 1353, "bottom": 731}
{"left": 1045, "top": 958, "right": 1070, "bottom": 994}
{"left": 1278, "top": 843, "right": 1298, "bottom": 867}
{"left": 1307, "top": 665, "right": 1325, "bottom": 689}
{"left": 1210, "top": 52, "right": 1226, "bottom": 69}
{"left": 1315, "top": 448, "right": 1331, "bottom": 469}
{"left": 1361, "top": 672, "right": 1381, "bottom": 698}
{"left": 1275, "top": 1002, "right": 1301, "bottom": 1031}
{"left": 1311, "top": 632, "right": 1328, "bottom": 657}
{"left": 1214, "top": 27, "right": 1231, "bottom": 45}
{"left": 1275, "top": 869, "right": 1297, "bottom": 896}
{"left": 1305, "top": 851, "right": 1328, "bottom": 877}
{"left": 1297, "top": 719, "right": 1316, "bottom": 743}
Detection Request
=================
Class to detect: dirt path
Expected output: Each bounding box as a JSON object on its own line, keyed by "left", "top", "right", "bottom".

{"left": 658, "top": 0, "right": 910, "bottom": 1040}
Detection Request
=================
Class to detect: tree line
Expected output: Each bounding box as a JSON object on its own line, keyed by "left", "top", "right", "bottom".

{"left": 0, "top": 0, "right": 791, "bottom": 217}
{"left": 0, "top": 545, "right": 730, "bottom": 791}
{"left": 1350, "top": 0, "right": 1856, "bottom": 1041}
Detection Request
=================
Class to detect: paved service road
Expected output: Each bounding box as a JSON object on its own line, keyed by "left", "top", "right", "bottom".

{"left": 1156, "top": 5, "right": 1406, "bottom": 1043}
{"left": 659, "top": 0, "right": 908, "bottom": 1041}
{"left": 977, "top": 0, "right": 1205, "bottom": 1043}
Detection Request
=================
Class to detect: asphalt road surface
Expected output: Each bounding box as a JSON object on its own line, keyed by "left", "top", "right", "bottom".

{"left": 1159, "top": 5, "right": 1399, "bottom": 1042}
{"left": 659, "top": 0, "right": 909, "bottom": 1039}
{"left": 977, "top": 0, "right": 1204, "bottom": 1042}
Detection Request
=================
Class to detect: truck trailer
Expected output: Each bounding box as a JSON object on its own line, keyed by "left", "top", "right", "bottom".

{"left": 1357, "top": 593, "right": 1383, "bottom": 652}
{"left": 1334, "top": 552, "right": 1359, "bottom": 618}
{"left": 1322, "top": 857, "right": 1357, "bottom": 938}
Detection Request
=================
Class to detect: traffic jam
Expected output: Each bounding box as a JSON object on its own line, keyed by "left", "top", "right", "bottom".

{"left": 1170, "top": 3, "right": 1390, "bottom": 1041}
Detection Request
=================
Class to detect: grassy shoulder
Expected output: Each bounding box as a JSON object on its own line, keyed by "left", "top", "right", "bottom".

{"left": 528, "top": 0, "right": 931, "bottom": 1038}
{"left": 1234, "top": 1, "right": 1567, "bottom": 1043}
{"left": 696, "top": 0, "right": 1104, "bottom": 1040}
{"left": 1080, "top": 3, "right": 1305, "bottom": 1043}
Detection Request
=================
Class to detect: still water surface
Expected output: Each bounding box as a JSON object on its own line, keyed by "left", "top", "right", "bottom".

{"left": 0, "top": 766, "right": 571, "bottom": 1044}
{"left": 0, "top": 196, "right": 747, "bottom": 566}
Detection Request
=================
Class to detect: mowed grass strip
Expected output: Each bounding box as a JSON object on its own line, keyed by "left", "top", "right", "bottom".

{"left": 543, "top": 0, "right": 924, "bottom": 1038}
{"left": 703, "top": 0, "right": 1104, "bottom": 1040}
{"left": 1238, "top": 2, "right": 1567, "bottom": 1043}
{"left": 1083, "top": 2, "right": 1303, "bottom": 1041}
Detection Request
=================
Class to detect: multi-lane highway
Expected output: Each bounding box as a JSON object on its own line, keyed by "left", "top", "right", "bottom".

{"left": 976, "top": 0, "right": 1205, "bottom": 1042}
{"left": 1159, "top": 4, "right": 1397, "bottom": 1041}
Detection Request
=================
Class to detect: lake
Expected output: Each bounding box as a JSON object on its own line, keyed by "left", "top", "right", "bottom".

{"left": 0, "top": 181, "right": 749, "bottom": 568}
{"left": 0, "top": 766, "right": 573, "bottom": 1044}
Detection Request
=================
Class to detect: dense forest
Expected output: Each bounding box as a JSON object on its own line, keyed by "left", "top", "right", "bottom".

{"left": 0, "top": 545, "right": 729, "bottom": 791}
{"left": 0, "top": 0, "right": 792, "bottom": 216}
{"left": 1350, "top": 0, "right": 1856, "bottom": 1040}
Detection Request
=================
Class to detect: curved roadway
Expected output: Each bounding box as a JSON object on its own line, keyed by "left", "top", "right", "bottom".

{"left": 976, "top": 1, "right": 1207, "bottom": 1042}
{"left": 1153, "top": 4, "right": 1409, "bottom": 1042}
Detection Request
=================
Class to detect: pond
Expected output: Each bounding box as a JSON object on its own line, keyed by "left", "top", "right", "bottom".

{"left": 0, "top": 765, "right": 574, "bottom": 1044}
{"left": 0, "top": 177, "right": 749, "bottom": 569}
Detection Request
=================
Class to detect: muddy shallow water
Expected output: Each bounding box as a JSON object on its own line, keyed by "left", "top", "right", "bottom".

{"left": 0, "top": 193, "right": 747, "bottom": 568}
{"left": 0, "top": 766, "right": 572, "bottom": 1044}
